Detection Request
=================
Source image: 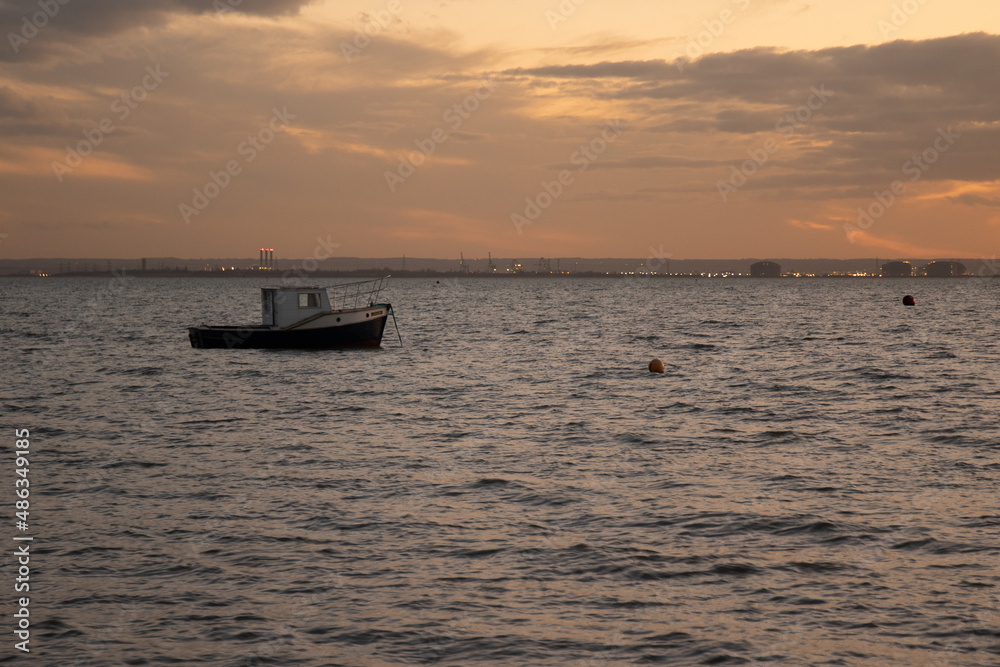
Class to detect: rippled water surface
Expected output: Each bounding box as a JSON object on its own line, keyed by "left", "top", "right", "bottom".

{"left": 2, "top": 276, "right": 999, "bottom": 666}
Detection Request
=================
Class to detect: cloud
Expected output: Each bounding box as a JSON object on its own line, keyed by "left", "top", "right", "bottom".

{"left": 533, "top": 35, "right": 679, "bottom": 60}
{"left": 787, "top": 219, "right": 835, "bottom": 231}
{"left": 0, "top": 144, "right": 155, "bottom": 180}
{"left": 504, "top": 33, "right": 1000, "bottom": 194}
{"left": 1, "top": 5, "right": 997, "bottom": 260}
{"left": 584, "top": 155, "right": 720, "bottom": 170}
{"left": 0, "top": 85, "right": 36, "bottom": 117}
{"left": 1, "top": 0, "right": 316, "bottom": 62}
{"left": 510, "top": 33, "right": 1000, "bottom": 107}
{"left": 948, "top": 193, "right": 1000, "bottom": 207}
{"left": 843, "top": 229, "right": 964, "bottom": 258}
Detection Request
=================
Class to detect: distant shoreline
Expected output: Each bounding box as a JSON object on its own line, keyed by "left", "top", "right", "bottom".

{"left": 3, "top": 257, "right": 993, "bottom": 279}
{"left": 2, "top": 270, "right": 989, "bottom": 279}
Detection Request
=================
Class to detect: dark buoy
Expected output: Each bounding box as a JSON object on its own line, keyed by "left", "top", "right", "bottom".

{"left": 648, "top": 358, "right": 665, "bottom": 374}
{"left": 902, "top": 294, "right": 915, "bottom": 306}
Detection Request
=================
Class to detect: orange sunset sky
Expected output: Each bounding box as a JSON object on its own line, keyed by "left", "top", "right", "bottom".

{"left": 1, "top": 0, "right": 999, "bottom": 260}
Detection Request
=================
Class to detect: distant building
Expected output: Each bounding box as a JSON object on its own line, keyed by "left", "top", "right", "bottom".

{"left": 881, "top": 261, "right": 912, "bottom": 277}
{"left": 921, "top": 261, "right": 967, "bottom": 277}
{"left": 750, "top": 261, "right": 781, "bottom": 277}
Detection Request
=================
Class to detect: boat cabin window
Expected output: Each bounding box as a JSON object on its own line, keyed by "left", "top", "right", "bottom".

{"left": 298, "top": 292, "right": 321, "bottom": 308}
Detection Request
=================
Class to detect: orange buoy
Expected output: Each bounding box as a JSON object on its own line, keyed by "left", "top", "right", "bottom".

{"left": 902, "top": 294, "right": 915, "bottom": 306}
{"left": 648, "top": 358, "right": 665, "bottom": 373}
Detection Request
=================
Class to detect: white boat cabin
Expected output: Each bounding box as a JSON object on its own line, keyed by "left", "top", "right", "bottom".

{"left": 260, "top": 286, "right": 331, "bottom": 328}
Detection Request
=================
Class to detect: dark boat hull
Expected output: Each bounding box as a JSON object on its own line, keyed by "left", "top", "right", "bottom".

{"left": 188, "top": 314, "right": 388, "bottom": 349}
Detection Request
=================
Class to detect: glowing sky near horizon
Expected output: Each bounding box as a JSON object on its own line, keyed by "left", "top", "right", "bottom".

{"left": 1, "top": 0, "right": 999, "bottom": 260}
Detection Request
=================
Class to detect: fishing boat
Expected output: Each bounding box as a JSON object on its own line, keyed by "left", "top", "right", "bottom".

{"left": 188, "top": 276, "right": 398, "bottom": 349}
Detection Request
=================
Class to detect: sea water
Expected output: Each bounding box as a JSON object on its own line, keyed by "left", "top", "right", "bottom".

{"left": 1, "top": 276, "right": 998, "bottom": 665}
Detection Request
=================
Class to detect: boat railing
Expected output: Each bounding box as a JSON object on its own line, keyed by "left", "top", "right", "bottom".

{"left": 327, "top": 276, "right": 389, "bottom": 311}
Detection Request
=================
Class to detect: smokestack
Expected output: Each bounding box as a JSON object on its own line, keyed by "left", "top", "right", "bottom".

{"left": 259, "top": 248, "right": 264, "bottom": 268}
{"left": 269, "top": 249, "right": 274, "bottom": 268}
